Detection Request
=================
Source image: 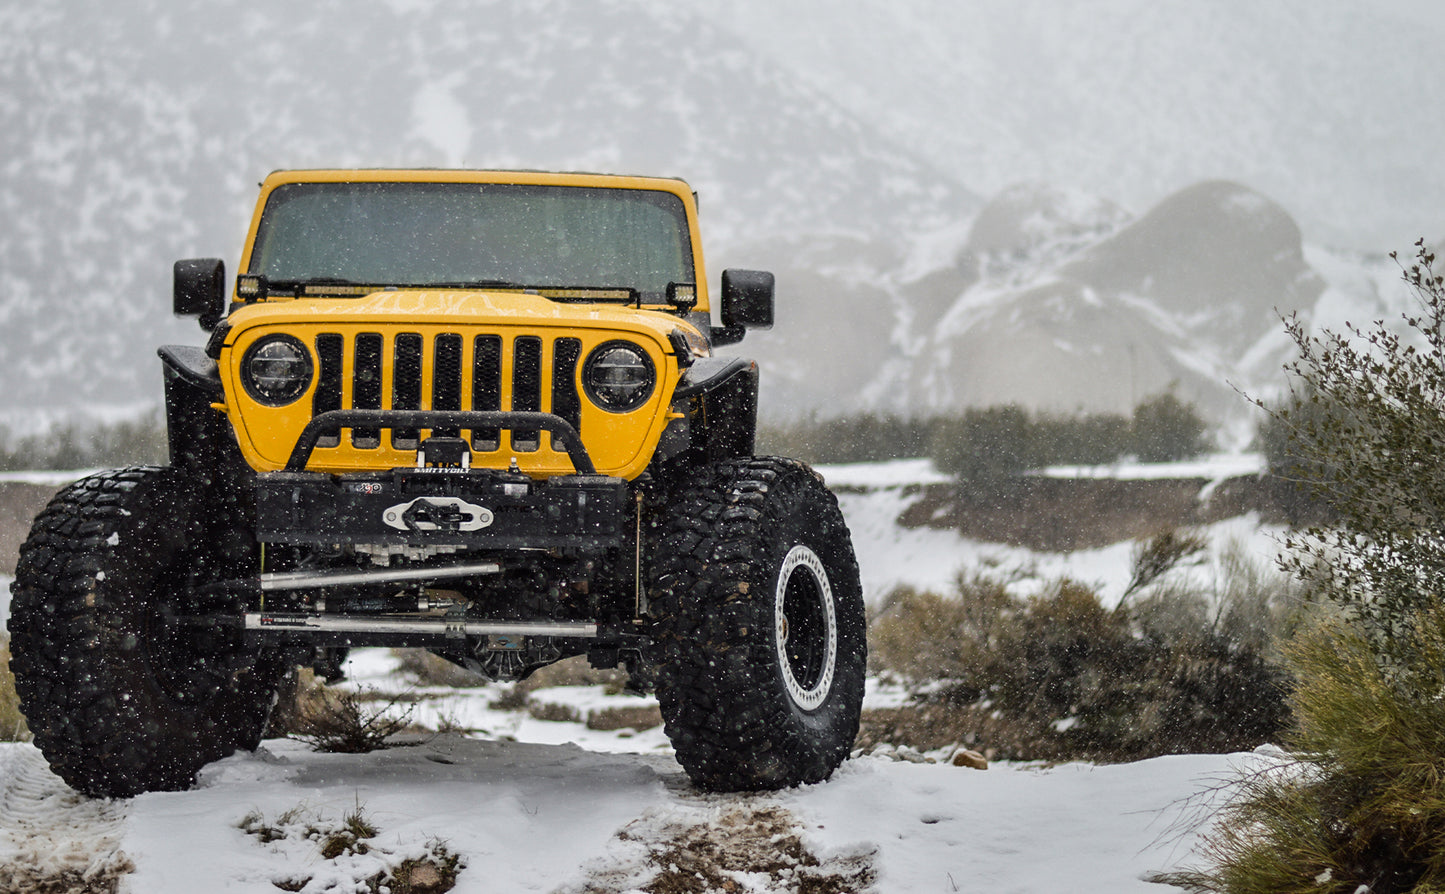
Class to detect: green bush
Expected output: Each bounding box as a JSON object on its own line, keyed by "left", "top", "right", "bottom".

{"left": 928, "top": 395, "right": 1211, "bottom": 489}
{"left": 1167, "top": 615, "right": 1445, "bottom": 894}
{"left": 929, "top": 405, "right": 1042, "bottom": 485}
{"left": 758, "top": 396, "right": 1210, "bottom": 477}
{"left": 288, "top": 686, "right": 417, "bottom": 753}
{"left": 1132, "top": 389, "right": 1210, "bottom": 462}
{"left": 1256, "top": 388, "right": 1340, "bottom": 525}
{"left": 757, "top": 413, "right": 936, "bottom": 464}
{"left": 1178, "top": 242, "right": 1445, "bottom": 893}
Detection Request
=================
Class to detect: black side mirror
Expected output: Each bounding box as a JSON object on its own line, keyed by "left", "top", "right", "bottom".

{"left": 715, "top": 269, "right": 774, "bottom": 346}
{"left": 174, "top": 258, "right": 226, "bottom": 331}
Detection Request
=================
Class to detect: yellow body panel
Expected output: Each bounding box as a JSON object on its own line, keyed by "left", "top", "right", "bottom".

{"left": 219, "top": 290, "right": 694, "bottom": 479}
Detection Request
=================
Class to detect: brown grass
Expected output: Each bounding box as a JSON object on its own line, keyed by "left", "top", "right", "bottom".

{"left": 0, "top": 632, "right": 31, "bottom": 742}
{"left": 636, "top": 806, "right": 874, "bottom": 894}
{"left": 287, "top": 685, "right": 418, "bottom": 752}
{"left": 526, "top": 701, "right": 583, "bottom": 724}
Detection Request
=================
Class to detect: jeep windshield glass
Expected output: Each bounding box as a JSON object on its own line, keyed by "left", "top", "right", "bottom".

{"left": 249, "top": 182, "right": 694, "bottom": 301}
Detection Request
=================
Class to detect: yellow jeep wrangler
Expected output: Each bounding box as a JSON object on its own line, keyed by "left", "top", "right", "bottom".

{"left": 8, "top": 169, "right": 865, "bottom": 798}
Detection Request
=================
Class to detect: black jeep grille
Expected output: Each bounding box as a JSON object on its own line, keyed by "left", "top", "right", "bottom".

{"left": 311, "top": 332, "right": 583, "bottom": 454}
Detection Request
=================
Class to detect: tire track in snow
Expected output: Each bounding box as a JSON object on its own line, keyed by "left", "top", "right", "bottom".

{"left": 0, "top": 744, "right": 132, "bottom": 892}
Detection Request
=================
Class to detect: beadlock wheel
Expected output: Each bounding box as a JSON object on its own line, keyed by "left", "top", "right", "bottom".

{"left": 646, "top": 457, "right": 866, "bottom": 792}
{"left": 775, "top": 545, "right": 838, "bottom": 712}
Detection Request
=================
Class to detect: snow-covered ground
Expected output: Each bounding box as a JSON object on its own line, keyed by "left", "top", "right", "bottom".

{"left": 0, "top": 644, "right": 1256, "bottom": 891}
{"left": 0, "top": 731, "right": 1250, "bottom": 893}
{"left": 824, "top": 456, "right": 1286, "bottom": 608}
{"left": 0, "top": 456, "right": 1278, "bottom": 891}
{"left": 0, "top": 723, "right": 1251, "bottom": 893}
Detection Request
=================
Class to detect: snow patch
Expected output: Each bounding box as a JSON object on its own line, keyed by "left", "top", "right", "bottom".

{"left": 0, "top": 470, "right": 91, "bottom": 486}
{"left": 0, "top": 745, "right": 132, "bottom": 892}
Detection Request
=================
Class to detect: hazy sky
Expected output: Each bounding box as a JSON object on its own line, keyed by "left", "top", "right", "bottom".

{"left": 700, "top": 0, "right": 1445, "bottom": 248}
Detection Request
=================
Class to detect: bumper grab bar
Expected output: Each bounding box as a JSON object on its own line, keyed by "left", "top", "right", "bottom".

{"left": 286, "top": 409, "right": 596, "bottom": 474}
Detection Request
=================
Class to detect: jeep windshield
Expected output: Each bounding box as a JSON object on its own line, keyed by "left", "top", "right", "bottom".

{"left": 248, "top": 181, "right": 695, "bottom": 302}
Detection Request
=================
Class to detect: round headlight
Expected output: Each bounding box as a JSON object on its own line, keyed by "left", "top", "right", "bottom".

{"left": 241, "top": 335, "right": 313, "bottom": 406}
{"left": 583, "top": 341, "right": 656, "bottom": 412}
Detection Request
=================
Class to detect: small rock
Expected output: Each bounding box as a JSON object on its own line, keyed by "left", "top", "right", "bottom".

{"left": 395, "top": 861, "right": 443, "bottom": 891}
{"left": 951, "top": 749, "right": 988, "bottom": 770}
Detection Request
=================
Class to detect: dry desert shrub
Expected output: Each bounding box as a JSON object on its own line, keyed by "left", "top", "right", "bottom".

{"left": 0, "top": 633, "right": 30, "bottom": 742}
{"left": 868, "top": 534, "right": 1297, "bottom": 762}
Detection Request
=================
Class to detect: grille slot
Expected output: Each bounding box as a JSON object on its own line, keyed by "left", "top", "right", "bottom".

{"left": 313, "top": 334, "right": 344, "bottom": 448}
{"left": 353, "top": 333, "right": 383, "bottom": 447}
{"left": 552, "top": 337, "right": 582, "bottom": 451}
{"left": 307, "top": 331, "right": 585, "bottom": 457}
{"left": 392, "top": 333, "right": 424, "bottom": 448}
{"left": 433, "top": 334, "right": 463, "bottom": 437}
{"left": 471, "top": 335, "right": 502, "bottom": 450}
{"left": 512, "top": 336, "right": 543, "bottom": 451}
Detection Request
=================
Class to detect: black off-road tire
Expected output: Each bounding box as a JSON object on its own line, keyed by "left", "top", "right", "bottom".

{"left": 647, "top": 457, "right": 866, "bottom": 791}
{"left": 7, "top": 466, "right": 286, "bottom": 798}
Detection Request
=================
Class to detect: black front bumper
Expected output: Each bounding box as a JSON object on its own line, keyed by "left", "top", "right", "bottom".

{"left": 255, "top": 467, "right": 631, "bottom": 552}
{"left": 256, "top": 409, "right": 631, "bottom": 552}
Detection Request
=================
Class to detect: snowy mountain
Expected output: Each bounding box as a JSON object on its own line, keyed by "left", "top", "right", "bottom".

{"left": 911, "top": 181, "right": 1325, "bottom": 424}
{"left": 0, "top": 0, "right": 1437, "bottom": 431}
{"left": 741, "top": 178, "right": 1415, "bottom": 437}
{"left": 0, "top": 0, "right": 970, "bottom": 414}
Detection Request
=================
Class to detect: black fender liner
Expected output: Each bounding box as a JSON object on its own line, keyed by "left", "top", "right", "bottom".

{"left": 673, "top": 356, "right": 759, "bottom": 463}
{"left": 158, "top": 345, "right": 227, "bottom": 474}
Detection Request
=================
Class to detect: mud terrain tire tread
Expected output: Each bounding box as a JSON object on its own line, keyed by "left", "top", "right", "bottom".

{"left": 648, "top": 456, "right": 866, "bottom": 791}
{"left": 8, "top": 466, "right": 283, "bottom": 798}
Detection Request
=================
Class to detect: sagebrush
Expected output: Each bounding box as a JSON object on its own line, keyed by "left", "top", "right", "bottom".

{"left": 288, "top": 685, "right": 418, "bottom": 753}
{"left": 868, "top": 534, "right": 1296, "bottom": 762}
{"left": 1178, "top": 241, "right": 1445, "bottom": 893}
